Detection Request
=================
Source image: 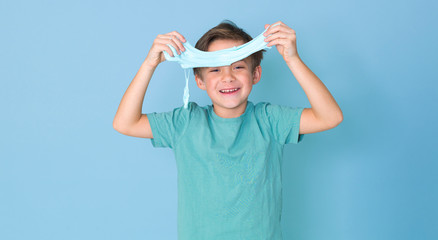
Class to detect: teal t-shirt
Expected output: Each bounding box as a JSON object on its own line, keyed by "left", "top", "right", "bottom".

{"left": 147, "top": 101, "right": 304, "bottom": 240}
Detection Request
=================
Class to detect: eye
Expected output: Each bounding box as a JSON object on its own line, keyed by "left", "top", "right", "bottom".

{"left": 235, "top": 66, "right": 244, "bottom": 69}
{"left": 210, "top": 69, "right": 219, "bottom": 72}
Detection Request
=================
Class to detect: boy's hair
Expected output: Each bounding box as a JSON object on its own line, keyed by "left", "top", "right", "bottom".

{"left": 193, "top": 20, "right": 266, "bottom": 80}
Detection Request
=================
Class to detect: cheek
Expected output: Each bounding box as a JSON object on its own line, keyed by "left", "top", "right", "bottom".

{"left": 203, "top": 82, "right": 216, "bottom": 91}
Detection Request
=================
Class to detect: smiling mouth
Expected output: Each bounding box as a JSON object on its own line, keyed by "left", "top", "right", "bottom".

{"left": 219, "top": 88, "right": 240, "bottom": 93}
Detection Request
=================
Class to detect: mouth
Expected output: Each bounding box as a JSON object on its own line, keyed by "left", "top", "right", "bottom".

{"left": 219, "top": 88, "right": 240, "bottom": 94}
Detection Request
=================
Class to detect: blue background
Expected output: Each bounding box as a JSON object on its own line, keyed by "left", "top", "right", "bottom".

{"left": 1, "top": 0, "right": 437, "bottom": 239}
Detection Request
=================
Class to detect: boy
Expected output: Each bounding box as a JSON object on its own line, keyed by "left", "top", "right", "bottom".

{"left": 113, "top": 20, "right": 343, "bottom": 240}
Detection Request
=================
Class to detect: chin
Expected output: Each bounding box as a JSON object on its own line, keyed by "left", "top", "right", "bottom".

{"left": 218, "top": 99, "right": 247, "bottom": 109}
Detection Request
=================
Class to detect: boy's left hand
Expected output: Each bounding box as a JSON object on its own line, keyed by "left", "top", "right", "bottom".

{"left": 263, "top": 21, "right": 299, "bottom": 63}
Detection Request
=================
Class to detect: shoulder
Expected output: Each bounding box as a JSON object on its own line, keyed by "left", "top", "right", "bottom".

{"left": 187, "top": 101, "right": 209, "bottom": 116}
{"left": 252, "top": 101, "right": 282, "bottom": 116}
{"left": 252, "top": 101, "right": 304, "bottom": 123}
{"left": 251, "top": 102, "right": 275, "bottom": 126}
{"left": 147, "top": 102, "right": 204, "bottom": 127}
{"left": 172, "top": 101, "right": 209, "bottom": 122}
{"left": 159, "top": 101, "right": 203, "bottom": 115}
{"left": 254, "top": 101, "right": 303, "bottom": 113}
{"left": 251, "top": 102, "right": 305, "bottom": 144}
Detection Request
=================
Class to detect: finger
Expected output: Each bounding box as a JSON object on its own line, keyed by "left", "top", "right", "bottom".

{"left": 265, "top": 27, "right": 295, "bottom": 38}
{"left": 161, "top": 34, "right": 185, "bottom": 53}
{"left": 267, "top": 38, "right": 289, "bottom": 47}
{"left": 156, "top": 39, "right": 180, "bottom": 56}
{"left": 263, "top": 23, "right": 282, "bottom": 37}
{"left": 157, "top": 34, "right": 170, "bottom": 40}
{"left": 168, "top": 34, "right": 186, "bottom": 52}
{"left": 154, "top": 42, "right": 176, "bottom": 57}
{"left": 164, "top": 44, "right": 176, "bottom": 57}
{"left": 276, "top": 22, "right": 295, "bottom": 33}
{"left": 271, "top": 21, "right": 285, "bottom": 28}
{"left": 264, "top": 21, "right": 295, "bottom": 36}
{"left": 264, "top": 32, "right": 295, "bottom": 43}
{"left": 163, "top": 31, "right": 187, "bottom": 53}
{"left": 170, "top": 31, "right": 187, "bottom": 43}
{"left": 165, "top": 35, "right": 182, "bottom": 54}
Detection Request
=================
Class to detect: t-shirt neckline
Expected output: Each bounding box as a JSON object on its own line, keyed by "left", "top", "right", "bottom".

{"left": 207, "top": 101, "right": 253, "bottom": 122}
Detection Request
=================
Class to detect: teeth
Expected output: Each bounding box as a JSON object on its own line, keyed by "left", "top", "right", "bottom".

{"left": 220, "top": 88, "right": 238, "bottom": 93}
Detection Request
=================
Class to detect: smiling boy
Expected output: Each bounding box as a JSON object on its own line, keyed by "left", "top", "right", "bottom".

{"left": 195, "top": 39, "right": 258, "bottom": 118}
{"left": 113, "top": 20, "right": 342, "bottom": 240}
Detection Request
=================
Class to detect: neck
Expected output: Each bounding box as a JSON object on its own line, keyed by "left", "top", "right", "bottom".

{"left": 212, "top": 101, "right": 248, "bottom": 118}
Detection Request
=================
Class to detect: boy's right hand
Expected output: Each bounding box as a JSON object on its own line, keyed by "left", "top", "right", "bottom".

{"left": 144, "top": 31, "right": 187, "bottom": 68}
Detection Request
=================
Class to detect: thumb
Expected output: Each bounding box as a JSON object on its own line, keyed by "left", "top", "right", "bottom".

{"left": 264, "top": 24, "right": 270, "bottom": 29}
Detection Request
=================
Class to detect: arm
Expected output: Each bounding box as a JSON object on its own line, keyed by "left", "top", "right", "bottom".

{"left": 112, "top": 62, "right": 156, "bottom": 138}
{"left": 264, "top": 21, "right": 343, "bottom": 134}
{"left": 287, "top": 56, "right": 343, "bottom": 134}
{"left": 113, "top": 31, "right": 186, "bottom": 138}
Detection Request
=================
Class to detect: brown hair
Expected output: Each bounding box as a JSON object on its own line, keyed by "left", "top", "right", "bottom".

{"left": 193, "top": 19, "right": 266, "bottom": 80}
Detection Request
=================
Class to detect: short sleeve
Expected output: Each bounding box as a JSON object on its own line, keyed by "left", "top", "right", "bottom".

{"left": 146, "top": 103, "right": 192, "bottom": 149}
{"left": 262, "top": 103, "right": 305, "bottom": 144}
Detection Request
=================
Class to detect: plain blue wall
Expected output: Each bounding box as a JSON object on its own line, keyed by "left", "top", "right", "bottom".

{"left": 1, "top": 0, "right": 437, "bottom": 239}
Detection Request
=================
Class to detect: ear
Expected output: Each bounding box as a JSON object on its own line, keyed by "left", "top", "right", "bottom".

{"left": 195, "top": 73, "right": 207, "bottom": 90}
{"left": 252, "top": 65, "right": 262, "bottom": 85}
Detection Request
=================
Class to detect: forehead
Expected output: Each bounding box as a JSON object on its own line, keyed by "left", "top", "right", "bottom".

{"left": 203, "top": 39, "right": 251, "bottom": 69}
{"left": 207, "top": 39, "right": 245, "bottom": 52}
{"left": 204, "top": 59, "right": 249, "bottom": 70}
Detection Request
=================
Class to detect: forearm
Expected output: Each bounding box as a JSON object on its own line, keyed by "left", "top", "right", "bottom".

{"left": 286, "top": 56, "right": 343, "bottom": 124}
{"left": 113, "top": 60, "right": 156, "bottom": 130}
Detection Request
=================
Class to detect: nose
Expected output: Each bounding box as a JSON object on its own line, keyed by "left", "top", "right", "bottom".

{"left": 221, "top": 66, "right": 235, "bottom": 83}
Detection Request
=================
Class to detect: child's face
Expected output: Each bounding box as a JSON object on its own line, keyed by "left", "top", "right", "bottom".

{"left": 195, "top": 39, "right": 261, "bottom": 117}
